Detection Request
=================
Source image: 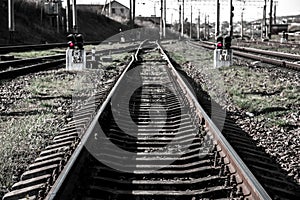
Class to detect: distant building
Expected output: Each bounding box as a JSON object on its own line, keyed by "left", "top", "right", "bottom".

{"left": 77, "top": 1, "right": 129, "bottom": 23}
{"left": 102, "top": 0, "right": 130, "bottom": 21}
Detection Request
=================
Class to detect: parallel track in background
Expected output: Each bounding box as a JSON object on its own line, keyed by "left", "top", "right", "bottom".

{"left": 189, "top": 40, "right": 300, "bottom": 71}
{"left": 0, "top": 43, "right": 142, "bottom": 80}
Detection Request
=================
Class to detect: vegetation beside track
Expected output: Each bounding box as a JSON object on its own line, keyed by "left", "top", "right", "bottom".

{"left": 0, "top": 70, "right": 76, "bottom": 197}
{"left": 0, "top": 47, "right": 131, "bottom": 198}
{"left": 163, "top": 41, "right": 300, "bottom": 185}
{"left": 8, "top": 49, "right": 63, "bottom": 58}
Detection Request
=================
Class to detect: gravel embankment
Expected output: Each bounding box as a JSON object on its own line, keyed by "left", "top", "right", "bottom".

{"left": 163, "top": 41, "right": 300, "bottom": 185}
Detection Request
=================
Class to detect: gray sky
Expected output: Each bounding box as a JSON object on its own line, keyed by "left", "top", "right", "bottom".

{"left": 72, "top": 0, "right": 300, "bottom": 22}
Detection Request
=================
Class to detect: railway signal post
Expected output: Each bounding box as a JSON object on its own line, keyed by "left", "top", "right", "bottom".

{"left": 66, "top": 34, "right": 86, "bottom": 70}
{"left": 214, "top": 35, "right": 233, "bottom": 68}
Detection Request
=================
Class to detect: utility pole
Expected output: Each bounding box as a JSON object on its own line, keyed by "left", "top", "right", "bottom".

{"left": 241, "top": 10, "right": 244, "bottom": 39}
{"left": 229, "top": 0, "right": 233, "bottom": 37}
{"left": 207, "top": 15, "right": 210, "bottom": 39}
{"left": 40, "top": 0, "right": 44, "bottom": 25}
{"left": 269, "top": 0, "right": 273, "bottom": 39}
{"left": 204, "top": 14, "right": 207, "bottom": 39}
{"left": 129, "top": 0, "right": 132, "bottom": 27}
{"left": 179, "top": 5, "right": 181, "bottom": 37}
{"left": 197, "top": 10, "right": 200, "bottom": 40}
{"left": 160, "top": 0, "right": 163, "bottom": 39}
{"left": 66, "top": 0, "right": 71, "bottom": 32}
{"left": 216, "top": 0, "right": 220, "bottom": 37}
{"left": 190, "top": 5, "right": 192, "bottom": 39}
{"left": 241, "top": 1, "right": 245, "bottom": 39}
{"left": 72, "top": 0, "right": 77, "bottom": 33}
{"left": 133, "top": 0, "right": 136, "bottom": 25}
{"left": 181, "top": 0, "right": 184, "bottom": 37}
{"left": 154, "top": 1, "right": 156, "bottom": 16}
{"left": 274, "top": 2, "right": 277, "bottom": 25}
{"left": 163, "top": 0, "right": 166, "bottom": 38}
{"left": 8, "top": 0, "right": 15, "bottom": 43}
{"left": 263, "top": 0, "right": 267, "bottom": 38}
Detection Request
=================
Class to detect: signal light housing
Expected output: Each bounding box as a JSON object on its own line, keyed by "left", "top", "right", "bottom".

{"left": 224, "top": 35, "right": 232, "bottom": 49}
{"left": 216, "top": 35, "right": 223, "bottom": 49}
{"left": 76, "top": 34, "right": 84, "bottom": 50}
{"left": 67, "top": 33, "right": 84, "bottom": 49}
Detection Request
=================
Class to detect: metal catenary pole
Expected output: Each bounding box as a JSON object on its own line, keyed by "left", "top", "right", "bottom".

{"left": 216, "top": 0, "right": 220, "bottom": 37}
{"left": 72, "top": 0, "right": 78, "bottom": 33}
{"left": 179, "top": 4, "right": 181, "bottom": 37}
{"left": 160, "top": 0, "right": 163, "bottom": 39}
{"left": 8, "top": 0, "right": 15, "bottom": 43}
{"left": 8, "top": 0, "right": 15, "bottom": 32}
{"left": 229, "top": 0, "right": 233, "bottom": 37}
{"left": 268, "top": 0, "right": 273, "bottom": 39}
{"left": 204, "top": 14, "right": 207, "bottom": 39}
{"left": 181, "top": 0, "right": 184, "bottom": 37}
{"left": 66, "top": 0, "right": 71, "bottom": 32}
{"left": 133, "top": 0, "right": 136, "bottom": 26}
{"left": 263, "top": 0, "right": 267, "bottom": 38}
{"left": 197, "top": 10, "right": 200, "bottom": 40}
{"left": 190, "top": 5, "right": 192, "bottom": 38}
{"left": 163, "top": 0, "right": 166, "bottom": 38}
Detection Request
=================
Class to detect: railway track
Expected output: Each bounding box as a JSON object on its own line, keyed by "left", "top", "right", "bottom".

{"left": 189, "top": 40, "right": 300, "bottom": 71}
{"left": 0, "top": 54, "right": 66, "bottom": 79}
{"left": 0, "top": 42, "right": 101, "bottom": 54}
{"left": 0, "top": 42, "right": 142, "bottom": 80}
{"left": 3, "top": 41, "right": 273, "bottom": 200}
{"left": 4, "top": 41, "right": 300, "bottom": 200}
{"left": 236, "top": 39, "right": 300, "bottom": 49}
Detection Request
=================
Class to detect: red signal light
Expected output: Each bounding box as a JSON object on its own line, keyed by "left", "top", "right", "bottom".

{"left": 68, "top": 42, "right": 75, "bottom": 48}
{"left": 217, "top": 42, "right": 223, "bottom": 49}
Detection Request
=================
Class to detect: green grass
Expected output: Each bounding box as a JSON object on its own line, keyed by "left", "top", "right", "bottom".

{"left": 9, "top": 49, "right": 62, "bottom": 59}
{"left": 0, "top": 70, "right": 77, "bottom": 195}
{"left": 0, "top": 114, "right": 58, "bottom": 188}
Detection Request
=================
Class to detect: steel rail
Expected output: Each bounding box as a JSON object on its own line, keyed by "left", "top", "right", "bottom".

{"left": 201, "top": 40, "right": 300, "bottom": 60}
{"left": 232, "top": 46, "right": 300, "bottom": 61}
{"left": 157, "top": 42, "right": 272, "bottom": 200}
{"left": 233, "top": 51, "right": 300, "bottom": 70}
{"left": 0, "top": 40, "right": 145, "bottom": 54}
{"left": 0, "top": 42, "right": 101, "bottom": 54}
{"left": 45, "top": 40, "right": 147, "bottom": 200}
{"left": 239, "top": 39, "right": 300, "bottom": 48}
{"left": 189, "top": 41, "right": 300, "bottom": 71}
{"left": 0, "top": 54, "right": 65, "bottom": 69}
{"left": 0, "top": 58, "right": 65, "bottom": 79}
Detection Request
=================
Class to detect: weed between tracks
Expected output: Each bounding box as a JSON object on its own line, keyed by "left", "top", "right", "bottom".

{"left": 9, "top": 49, "right": 63, "bottom": 59}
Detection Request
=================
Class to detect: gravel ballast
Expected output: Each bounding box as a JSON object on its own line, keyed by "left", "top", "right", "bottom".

{"left": 163, "top": 41, "right": 300, "bottom": 186}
